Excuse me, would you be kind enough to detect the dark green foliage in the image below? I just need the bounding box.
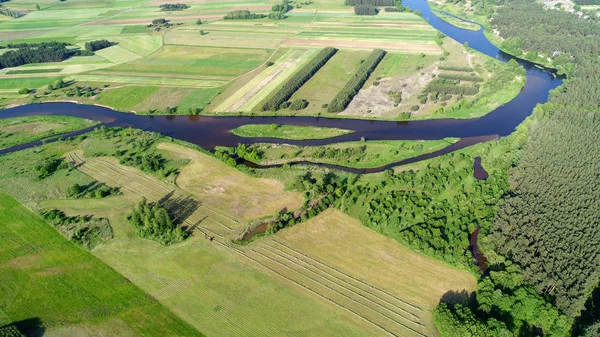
[0,42,80,69]
[270,0,292,18]
[120,153,165,173]
[435,263,571,336]
[214,143,262,164]
[573,0,599,4]
[63,85,101,97]
[437,73,483,82]
[0,324,25,337]
[438,66,474,72]
[354,4,378,14]
[345,0,394,5]
[289,99,309,110]
[384,7,399,11]
[66,182,121,199]
[17,88,30,94]
[223,10,266,19]
[490,107,600,318]
[410,105,419,111]
[159,3,189,11]
[195,19,202,24]
[328,49,386,112]
[84,39,111,52]
[152,18,167,25]
[42,209,113,250]
[262,47,337,111]
[423,78,479,95]
[35,157,67,179]
[127,197,188,246]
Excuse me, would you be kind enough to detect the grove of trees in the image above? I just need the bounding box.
[127,197,188,245]
[262,47,337,111]
[84,39,112,52]
[328,49,386,112]
[0,42,89,69]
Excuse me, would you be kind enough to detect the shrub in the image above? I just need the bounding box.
[327,49,386,112]
[18,88,30,94]
[262,47,337,111]
[354,4,378,15]
[410,105,420,111]
[289,99,309,110]
[196,19,203,25]
[266,61,274,67]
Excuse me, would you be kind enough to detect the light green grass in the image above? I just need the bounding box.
[0,115,99,149]
[5,68,62,74]
[231,124,354,140]
[0,189,204,336]
[0,77,61,90]
[95,86,160,111]
[250,138,459,168]
[177,87,222,112]
[69,74,226,87]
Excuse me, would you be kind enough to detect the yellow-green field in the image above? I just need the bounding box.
[0,0,454,116]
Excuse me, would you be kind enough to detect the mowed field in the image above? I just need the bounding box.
[0,0,443,115]
[0,189,203,337]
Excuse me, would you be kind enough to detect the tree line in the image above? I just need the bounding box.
[345,0,394,5]
[0,42,91,69]
[224,10,266,20]
[438,72,483,82]
[84,39,112,52]
[327,49,386,112]
[262,47,337,111]
[159,3,189,11]
[423,78,480,95]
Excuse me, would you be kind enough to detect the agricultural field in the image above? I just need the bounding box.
[0,189,203,337]
[0,0,517,120]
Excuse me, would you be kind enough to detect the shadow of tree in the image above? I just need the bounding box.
[158,191,201,225]
[0,317,45,337]
[439,289,474,306]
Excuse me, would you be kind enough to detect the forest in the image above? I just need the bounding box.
[84,39,112,52]
[435,0,600,335]
[0,42,91,69]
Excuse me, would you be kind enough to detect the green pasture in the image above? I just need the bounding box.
[0,190,202,336]
[231,124,354,140]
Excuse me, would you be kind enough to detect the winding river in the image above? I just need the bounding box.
[0,0,563,171]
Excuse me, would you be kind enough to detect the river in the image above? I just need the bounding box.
[0,0,563,170]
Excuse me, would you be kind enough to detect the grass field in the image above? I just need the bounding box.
[0,189,203,336]
[249,138,458,168]
[245,209,477,337]
[231,124,354,140]
[0,115,99,149]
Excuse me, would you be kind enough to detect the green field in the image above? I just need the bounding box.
[247,138,458,168]
[0,189,203,336]
[0,115,99,149]
[231,124,354,140]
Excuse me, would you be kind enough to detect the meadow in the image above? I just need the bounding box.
[0,115,98,149]
[0,189,203,336]
[231,123,354,140]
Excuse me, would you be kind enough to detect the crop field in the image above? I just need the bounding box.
[0,0,457,115]
[0,189,203,337]
[245,209,477,337]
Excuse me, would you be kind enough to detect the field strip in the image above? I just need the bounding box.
[214,48,297,112]
[254,245,424,327]
[242,49,318,111]
[68,74,227,88]
[90,71,232,81]
[211,238,401,337]
[259,242,422,320]
[270,239,424,312]
[247,248,428,337]
[226,50,304,112]
[281,39,442,54]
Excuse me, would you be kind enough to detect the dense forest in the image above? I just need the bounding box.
[435,0,600,335]
[84,39,112,52]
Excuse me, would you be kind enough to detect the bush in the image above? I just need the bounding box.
[84,39,112,52]
[354,4,378,15]
[410,105,420,111]
[266,61,274,67]
[262,47,337,111]
[18,88,30,94]
[289,99,309,110]
[196,19,203,24]
[328,49,386,112]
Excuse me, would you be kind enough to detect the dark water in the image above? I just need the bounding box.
[469,225,489,272]
[0,0,562,169]
[473,156,489,180]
